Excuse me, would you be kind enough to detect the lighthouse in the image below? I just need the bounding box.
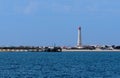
[77,26,82,47]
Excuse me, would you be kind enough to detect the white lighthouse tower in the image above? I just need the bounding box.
[77,26,82,47]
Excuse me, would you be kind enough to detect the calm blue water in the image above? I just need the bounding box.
[0,52,120,78]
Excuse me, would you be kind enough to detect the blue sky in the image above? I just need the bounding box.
[0,0,120,46]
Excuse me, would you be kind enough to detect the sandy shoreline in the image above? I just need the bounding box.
[62,49,120,52]
[0,49,119,52]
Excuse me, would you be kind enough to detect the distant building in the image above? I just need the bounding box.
[77,26,82,47]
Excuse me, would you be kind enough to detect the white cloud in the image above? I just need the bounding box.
[51,3,72,13]
[23,1,39,14]
[15,1,76,15]
[15,0,39,15]
[15,0,120,15]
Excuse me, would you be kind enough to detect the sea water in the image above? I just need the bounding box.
[0,52,120,78]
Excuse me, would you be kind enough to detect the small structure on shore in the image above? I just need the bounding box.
[42,47,62,52]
